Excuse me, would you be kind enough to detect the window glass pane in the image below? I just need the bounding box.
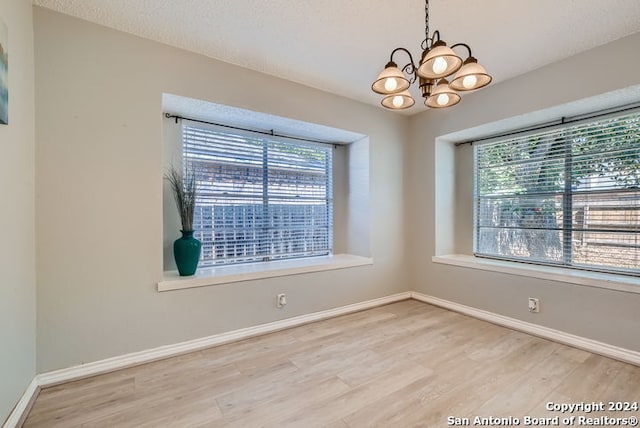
[475,111,640,275]
[183,124,333,266]
[477,228,564,263]
[265,141,332,260]
[572,231,640,272]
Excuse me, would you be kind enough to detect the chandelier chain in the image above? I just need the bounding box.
[424,0,430,46]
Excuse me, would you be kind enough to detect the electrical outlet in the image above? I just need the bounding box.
[276,293,287,309]
[528,297,540,313]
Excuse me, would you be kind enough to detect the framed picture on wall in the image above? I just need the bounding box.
[0,18,7,125]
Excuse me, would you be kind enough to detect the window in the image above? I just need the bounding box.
[183,123,333,266]
[474,110,640,275]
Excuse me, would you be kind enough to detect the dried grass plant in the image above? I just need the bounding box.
[165,164,197,232]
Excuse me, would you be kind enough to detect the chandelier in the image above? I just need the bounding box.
[371,0,492,110]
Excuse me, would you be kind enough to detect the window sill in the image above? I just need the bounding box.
[158,254,373,292]
[432,254,640,295]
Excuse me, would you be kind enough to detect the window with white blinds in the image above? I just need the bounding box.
[183,123,333,266]
[475,110,640,275]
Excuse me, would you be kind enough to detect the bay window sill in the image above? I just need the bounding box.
[432,254,640,295]
[158,254,373,292]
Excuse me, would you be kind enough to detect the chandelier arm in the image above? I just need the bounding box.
[389,47,418,83]
[451,43,473,58]
[401,64,417,84]
[431,30,441,43]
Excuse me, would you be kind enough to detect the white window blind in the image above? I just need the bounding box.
[183,123,333,266]
[474,110,640,275]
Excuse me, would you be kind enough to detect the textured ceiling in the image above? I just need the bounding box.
[33,0,640,114]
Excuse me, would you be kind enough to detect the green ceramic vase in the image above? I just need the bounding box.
[174,230,201,276]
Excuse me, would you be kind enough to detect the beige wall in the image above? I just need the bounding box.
[0,0,36,422]
[406,32,640,351]
[31,5,640,377]
[34,7,408,372]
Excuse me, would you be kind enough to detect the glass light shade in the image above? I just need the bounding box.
[450,57,492,91]
[372,62,410,95]
[425,79,460,108]
[381,90,415,110]
[417,41,463,79]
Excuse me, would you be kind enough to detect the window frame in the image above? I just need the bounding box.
[473,110,640,277]
[182,122,335,268]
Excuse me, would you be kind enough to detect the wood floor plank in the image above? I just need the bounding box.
[471,346,584,417]
[22,300,640,427]
[555,353,626,401]
[272,359,431,427]
[341,372,440,427]
[217,376,351,427]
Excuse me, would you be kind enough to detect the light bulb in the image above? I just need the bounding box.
[392,95,404,108]
[436,93,450,106]
[432,57,448,75]
[462,75,478,89]
[384,78,398,92]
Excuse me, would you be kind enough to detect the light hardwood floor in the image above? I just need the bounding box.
[23,300,640,427]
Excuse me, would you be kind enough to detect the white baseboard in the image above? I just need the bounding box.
[411,292,640,366]
[2,378,39,428]
[37,291,412,388]
[3,291,410,425]
[8,290,639,426]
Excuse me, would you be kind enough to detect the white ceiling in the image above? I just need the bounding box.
[33,0,640,115]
